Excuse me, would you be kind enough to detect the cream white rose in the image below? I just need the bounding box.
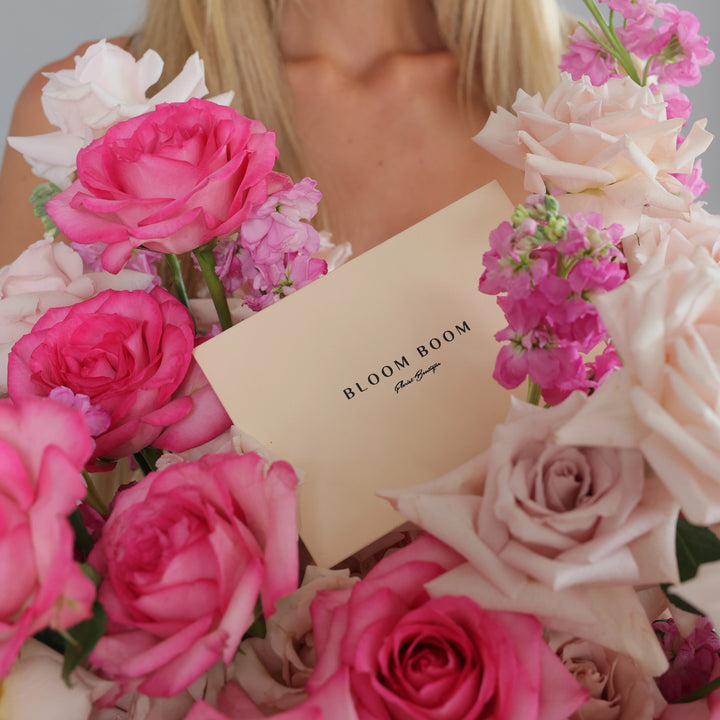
[474,74,712,232]
[557,247,720,525]
[0,639,114,720]
[8,40,232,188]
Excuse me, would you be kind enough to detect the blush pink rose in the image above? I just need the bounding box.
[0,397,96,677]
[474,74,712,232]
[47,98,279,273]
[88,452,299,698]
[556,248,720,525]
[305,535,587,720]
[7,287,195,463]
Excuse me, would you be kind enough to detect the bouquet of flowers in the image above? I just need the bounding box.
[1,1,720,718]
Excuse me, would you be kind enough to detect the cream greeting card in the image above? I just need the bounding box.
[195,181,514,567]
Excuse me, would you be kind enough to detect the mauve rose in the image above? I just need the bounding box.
[0,237,152,394]
[305,536,587,720]
[7,287,195,463]
[89,453,299,698]
[383,393,679,592]
[47,98,279,273]
[232,566,357,714]
[0,398,95,677]
[474,74,712,233]
[548,633,666,720]
[556,248,720,525]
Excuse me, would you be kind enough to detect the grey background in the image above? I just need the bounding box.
[1,0,719,211]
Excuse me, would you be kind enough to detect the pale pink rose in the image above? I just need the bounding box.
[0,639,114,720]
[383,393,678,591]
[232,566,357,714]
[0,237,152,393]
[548,633,667,720]
[622,209,720,274]
[305,535,588,720]
[8,287,195,464]
[556,248,720,525]
[89,453,299,698]
[474,74,712,232]
[47,99,279,273]
[0,398,96,677]
[7,40,231,189]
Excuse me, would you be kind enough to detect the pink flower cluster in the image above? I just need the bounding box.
[655,617,720,702]
[561,0,713,122]
[211,174,327,311]
[479,194,627,404]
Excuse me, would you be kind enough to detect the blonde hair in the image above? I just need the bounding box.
[133,0,571,189]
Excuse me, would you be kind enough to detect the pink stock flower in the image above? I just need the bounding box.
[560,25,618,84]
[47,99,279,273]
[655,618,720,703]
[0,398,96,677]
[481,198,627,403]
[305,536,588,720]
[7,287,195,464]
[646,8,714,87]
[89,452,300,698]
[72,241,163,287]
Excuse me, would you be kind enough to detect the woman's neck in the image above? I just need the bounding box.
[278,0,444,75]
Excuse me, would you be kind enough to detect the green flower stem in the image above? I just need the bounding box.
[82,471,109,516]
[581,0,643,85]
[132,449,157,476]
[526,379,543,406]
[193,243,232,331]
[165,253,195,318]
[678,675,720,703]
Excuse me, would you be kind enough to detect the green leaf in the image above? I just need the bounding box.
[660,583,704,616]
[29,182,62,235]
[62,601,106,686]
[676,518,720,582]
[69,508,94,561]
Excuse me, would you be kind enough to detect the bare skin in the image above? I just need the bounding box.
[0,1,524,266]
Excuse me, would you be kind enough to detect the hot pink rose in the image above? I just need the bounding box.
[305,536,587,720]
[7,287,195,463]
[0,397,96,677]
[152,355,232,454]
[47,98,278,273]
[88,452,299,698]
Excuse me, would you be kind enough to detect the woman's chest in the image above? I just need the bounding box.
[286,53,524,255]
